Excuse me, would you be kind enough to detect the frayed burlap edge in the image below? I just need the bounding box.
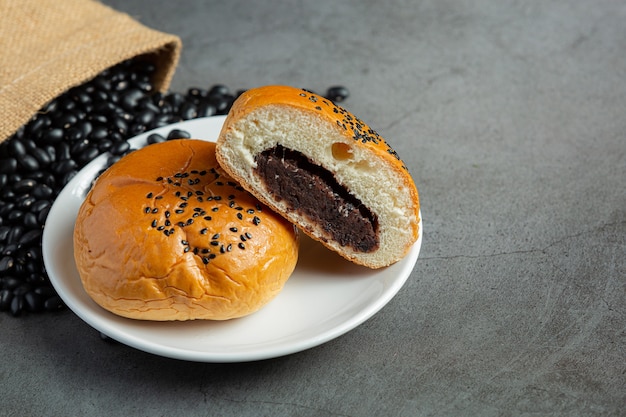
[0,0,182,144]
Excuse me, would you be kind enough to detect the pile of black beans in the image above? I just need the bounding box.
[0,56,349,317]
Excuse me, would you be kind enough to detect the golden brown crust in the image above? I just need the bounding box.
[73,139,299,321]
[216,85,419,269]
[223,86,414,175]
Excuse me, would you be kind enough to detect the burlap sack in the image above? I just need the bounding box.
[0,0,182,144]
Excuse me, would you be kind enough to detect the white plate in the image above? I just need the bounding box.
[42,116,423,362]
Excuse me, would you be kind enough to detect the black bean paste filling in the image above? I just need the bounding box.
[254,145,379,253]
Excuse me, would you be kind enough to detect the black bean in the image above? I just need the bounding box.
[37,203,51,223]
[135,109,155,126]
[30,200,51,214]
[97,138,114,152]
[89,125,108,141]
[326,86,350,102]
[197,102,217,117]
[19,230,42,246]
[34,286,56,298]
[208,84,230,97]
[0,157,18,174]
[18,155,39,171]
[70,139,90,156]
[13,178,37,193]
[77,146,100,165]
[23,212,39,229]
[1,276,20,289]
[0,289,12,311]
[65,127,84,142]
[33,184,53,199]
[17,196,36,211]
[7,210,24,223]
[77,120,93,138]
[30,147,52,166]
[24,291,44,312]
[167,129,191,140]
[10,294,24,316]
[42,128,64,144]
[147,133,166,145]
[0,226,9,242]
[53,159,78,174]
[110,141,130,155]
[121,88,145,111]
[7,139,27,157]
[180,102,198,120]
[44,295,64,312]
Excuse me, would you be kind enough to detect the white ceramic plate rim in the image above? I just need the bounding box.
[42,115,422,362]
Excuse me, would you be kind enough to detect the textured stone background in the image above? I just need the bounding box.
[2,1,624,415]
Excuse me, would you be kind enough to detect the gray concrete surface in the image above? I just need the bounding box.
[2,1,625,416]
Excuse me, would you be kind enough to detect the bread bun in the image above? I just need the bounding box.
[216,85,419,269]
[73,139,299,321]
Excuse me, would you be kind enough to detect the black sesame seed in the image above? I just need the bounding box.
[252,216,261,225]
[237,213,243,220]
[212,233,220,239]
[165,220,171,227]
[146,192,153,198]
[247,209,255,214]
[200,228,208,234]
[157,226,165,231]
[181,240,188,245]
[151,208,158,213]
[240,234,246,242]
[238,243,246,250]
[165,210,170,218]
[144,207,150,214]
[151,219,157,228]
[226,244,232,252]
[202,257,209,264]
[212,207,219,212]
[210,241,219,246]
[203,216,212,221]
[229,227,238,233]
[245,232,253,239]
[175,209,184,214]
[201,248,210,254]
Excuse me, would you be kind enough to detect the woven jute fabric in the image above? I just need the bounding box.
[0,0,182,144]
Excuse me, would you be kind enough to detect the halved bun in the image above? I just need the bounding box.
[216,85,419,269]
[73,139,299,321]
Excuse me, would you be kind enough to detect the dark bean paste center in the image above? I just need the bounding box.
[254,145,379,252]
